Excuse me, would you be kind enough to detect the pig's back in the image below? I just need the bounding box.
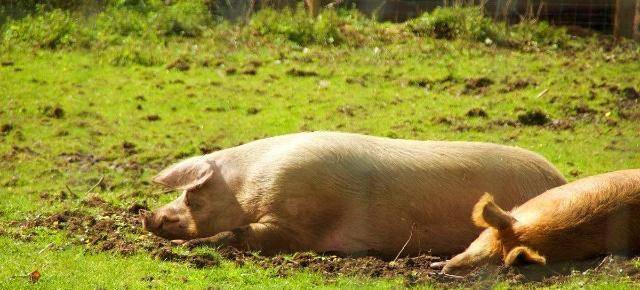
[509,169,640,261]
[513,169,640,229]
[238,131,566,255]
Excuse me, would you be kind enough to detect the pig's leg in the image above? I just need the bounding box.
[180,222,299,254]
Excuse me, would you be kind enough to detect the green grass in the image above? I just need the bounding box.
[1,3,640,289]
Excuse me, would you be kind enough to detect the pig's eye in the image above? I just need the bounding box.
[184,194,191,206]
[184,193,200,209]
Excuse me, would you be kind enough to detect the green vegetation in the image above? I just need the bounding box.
[1,1,639,288]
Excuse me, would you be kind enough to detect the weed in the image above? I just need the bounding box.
[407,6,571,50]
[249,5,343,46]
[2,8,85,49]
[102,37,162,66]
[408,7,499,41]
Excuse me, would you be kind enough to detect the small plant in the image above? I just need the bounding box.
[103,37,162,66]
[249,4,344,46]
[408,7,499,41]
[153,1,213,37]
[2,8,85,49]
[408,6,572,50]
[508,20,572,49]
[95,7,151,39]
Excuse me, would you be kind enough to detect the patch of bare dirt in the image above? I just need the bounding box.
[246,107,261,115]
[549,119,576,130]
[621,87,640,100]
[617,87,640,120]
[463,77,494,94]
[406,75,456,89]
[336,105,365,117]
[58,152,103,166]
[517,109,551,126]
[499,255,640,285]
[465,108,488,118]
[152,247,220,268]
[1,123,14,134]
[41,105,65,119]
[121,141,137,156]
[286,68,318,77]
[145,114,161,121]
[241,68,257,75]
[14,203,640,286]
[15,203,451,282]
[166,58,191,71]
[500,78,536,93]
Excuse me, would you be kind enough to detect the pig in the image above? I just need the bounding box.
[141,131,566,256]
[443,169,640,275]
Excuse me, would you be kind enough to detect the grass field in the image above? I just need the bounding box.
[1,1,640,288]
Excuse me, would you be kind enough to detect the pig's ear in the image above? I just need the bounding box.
[152,157,214,191]
[472,193,516,230]
[504,246,546,266]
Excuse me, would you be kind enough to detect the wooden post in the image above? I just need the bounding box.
[614,0,640,39]
[305,0,321,17]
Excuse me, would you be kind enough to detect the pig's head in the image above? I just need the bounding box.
[443,193,546,275]
[141,156,244,240]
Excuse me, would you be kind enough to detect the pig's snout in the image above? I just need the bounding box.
[141,211,190,240]
[139,210,151,229]
[141,212,172,232]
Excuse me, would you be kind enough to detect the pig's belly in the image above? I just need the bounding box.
[316,228,362,253]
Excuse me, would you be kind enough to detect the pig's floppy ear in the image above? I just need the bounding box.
[504,246,546,266]
[152,157,214,191]
[472,193,516,230]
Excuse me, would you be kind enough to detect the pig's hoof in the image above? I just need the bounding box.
[181,239,206,249]
[430,261,447,269]
[181,231,237,249]
[171,239,187,245]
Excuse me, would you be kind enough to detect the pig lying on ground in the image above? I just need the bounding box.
[141,131,566,256]
[443,169,640,275]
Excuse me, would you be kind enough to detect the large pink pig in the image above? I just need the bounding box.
[142,131,565,256]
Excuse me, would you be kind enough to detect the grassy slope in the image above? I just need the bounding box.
[1,14,640,289]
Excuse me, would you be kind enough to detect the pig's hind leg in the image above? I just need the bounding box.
[180,221,302,255]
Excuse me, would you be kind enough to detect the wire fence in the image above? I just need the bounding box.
[207,0,623,33]
[332,0,618,33]
[0,0,634,35]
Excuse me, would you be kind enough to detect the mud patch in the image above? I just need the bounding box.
[500,78,536,93]
[1,123,14,134]
[549,119,575,130]
[145,114,161,121]
[465,108,488,118]
[286,68,318,77]
[621,87,640,100]
[16,204,640,286]
[152,247,220,269]
[250,252,443,279]
[121,141,137,155]
[617,87,640,120]
[17,204,450,282]
[58,152,103,167]
[241,68,257,75]
[337,105,364,117]
[517,109,550,126]
[463,77,493,94]
[502,255,640,285]
[41,105,65,119]
[246,107,261,115]
[166,58,190,71]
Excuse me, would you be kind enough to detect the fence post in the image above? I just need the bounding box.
[614,0,640,39]
[306,0,321,17]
